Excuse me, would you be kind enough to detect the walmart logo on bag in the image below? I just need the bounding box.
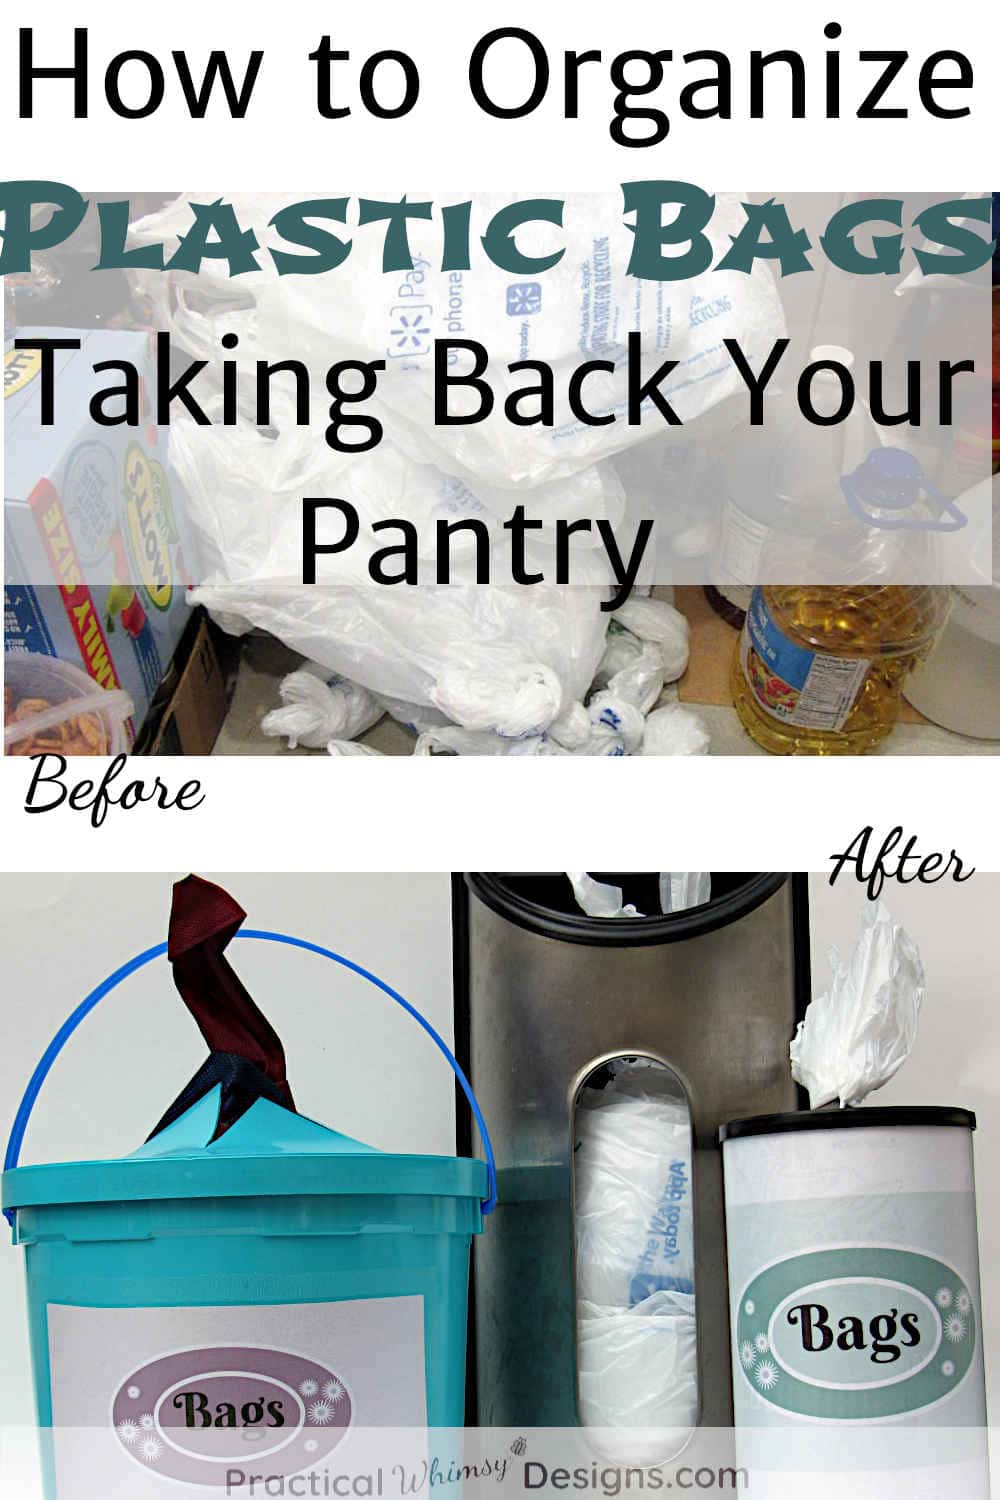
[506,282,542,317]
[737,1247,977,1420]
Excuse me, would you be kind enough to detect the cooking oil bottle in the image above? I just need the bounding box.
[732,449,960,754]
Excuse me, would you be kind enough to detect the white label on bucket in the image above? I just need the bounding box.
[47,1297,426,1495]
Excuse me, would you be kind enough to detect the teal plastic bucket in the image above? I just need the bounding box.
[2,932,495,1494]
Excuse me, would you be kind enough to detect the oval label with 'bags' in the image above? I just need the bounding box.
[112,1347,352,1486]
[737,1248,977,1419]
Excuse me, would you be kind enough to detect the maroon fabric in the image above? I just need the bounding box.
[167,875,294,1128]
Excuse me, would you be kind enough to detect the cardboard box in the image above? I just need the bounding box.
[138,613,234,756]
[4,328,194,745]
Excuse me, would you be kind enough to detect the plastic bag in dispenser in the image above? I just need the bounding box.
[659,873,712,914]
[576,1293,698,1463]
[567,874,641,919]
[790,899,925,1109]
[574,1062,698,1456]
[567,873,712,919]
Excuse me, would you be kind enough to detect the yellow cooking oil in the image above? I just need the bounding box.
[732,584,945,755]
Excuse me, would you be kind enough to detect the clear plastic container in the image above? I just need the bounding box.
[4,653,133,757]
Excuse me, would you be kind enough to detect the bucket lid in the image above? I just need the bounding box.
[2,1087,488,1213]
[719,1105,976,1144]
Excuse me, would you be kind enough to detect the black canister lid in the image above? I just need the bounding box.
[465,872,789,947]
[719,1105,976,1144]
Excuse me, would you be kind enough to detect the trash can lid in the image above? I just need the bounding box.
[719,1105,976,1144]
[2,1088,488,1212]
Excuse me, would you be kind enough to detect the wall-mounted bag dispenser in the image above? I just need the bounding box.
[454,872,810,1458]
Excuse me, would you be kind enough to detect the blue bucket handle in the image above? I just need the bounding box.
[3,929,497,1221]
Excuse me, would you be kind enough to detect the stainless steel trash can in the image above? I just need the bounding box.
[454,873,810,1439]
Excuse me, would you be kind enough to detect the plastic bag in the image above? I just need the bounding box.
[567,873,712,919]
[416,725,550,756]
[566,874,641,919]
[593,623,645,687]
[166,406,624,586]
[171,416,611,735]
[260,668,383,750]
[575,1066,695,1307]
[605,640,667,716]
[611,597,690,681]
[576,1292,698,1460]
[641,703,710,756]
[790,899,925,1109]
[429,660,563,738]
[659,873,712,914]
[586,691,647,754]
[327,740,384,756]
[574,1062,698,1457]
[130,191,786,493]
[548,701,592,749]
[193,578,608,735]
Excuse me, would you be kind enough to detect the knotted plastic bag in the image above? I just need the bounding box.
[148,875,295,1140]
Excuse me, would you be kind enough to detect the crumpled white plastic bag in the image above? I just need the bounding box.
[611,597,690,681]
[548,701,592,749]
[790,899,925,1109]
[566,872,712,918]
[260,667,383,749]
[130,191,786,492]
[567,874,641,919]
[171,416,612,735]
[195,574,608,735]
[256,606,710,753]
[659,873,712,913]
[606,640,667,715]
[641,702,710,755]
[429,659,563,738]
[587,691,647,754]
[327,740,384,756]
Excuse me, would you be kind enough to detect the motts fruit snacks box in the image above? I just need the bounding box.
[4,328,193,744]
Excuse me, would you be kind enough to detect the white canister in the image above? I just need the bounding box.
[720,1108,989,1500]
[904,476,1000,739]
[904,586,1000,739]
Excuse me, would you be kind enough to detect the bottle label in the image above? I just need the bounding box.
[740,587,870,732]
[716,499,771,592]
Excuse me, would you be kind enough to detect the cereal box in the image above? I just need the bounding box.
[4,329,193,744]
